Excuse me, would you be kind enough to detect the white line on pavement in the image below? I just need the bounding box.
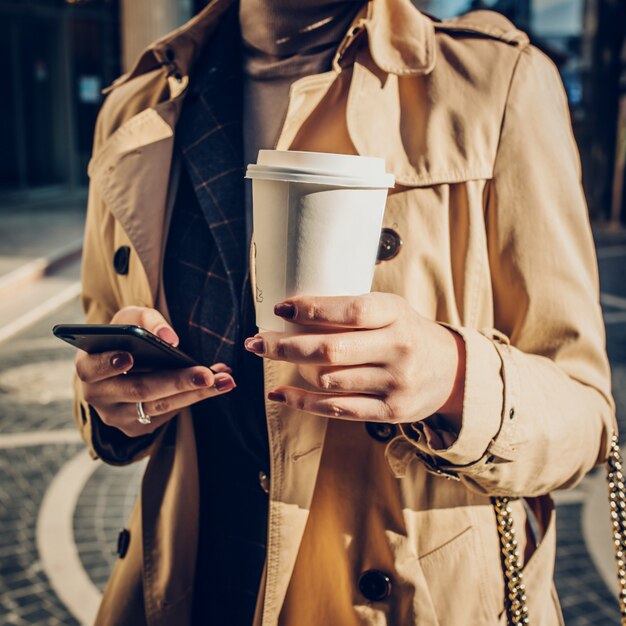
[0,280,81,346]
[0,430,81,449]
[36,450,102,626]
[601,292,626,310]
[0,239,82,296]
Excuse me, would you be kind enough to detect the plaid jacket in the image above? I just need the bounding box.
[163,8,268,623]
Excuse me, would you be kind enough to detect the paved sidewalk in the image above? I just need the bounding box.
[0,193,86,346]
[0,192,86,280]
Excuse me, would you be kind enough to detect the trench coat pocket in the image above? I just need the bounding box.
[418,525,499,625]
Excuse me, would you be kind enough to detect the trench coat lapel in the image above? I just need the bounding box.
[258,360,329,626]
[87,93,184,304]
[242,225,330,625]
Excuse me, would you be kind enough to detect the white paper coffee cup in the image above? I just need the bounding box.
[245,150,395,332]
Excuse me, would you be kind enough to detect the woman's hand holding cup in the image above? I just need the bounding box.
[75,306,236,437]
[244,293,466,429]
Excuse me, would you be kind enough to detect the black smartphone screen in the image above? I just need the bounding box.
[52,324,200,372]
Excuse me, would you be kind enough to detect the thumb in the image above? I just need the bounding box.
[110,306,179,346]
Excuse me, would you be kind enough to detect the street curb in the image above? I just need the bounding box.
[0,238,83,296]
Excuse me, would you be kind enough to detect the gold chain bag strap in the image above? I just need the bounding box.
[493,496,529,625]
[607,434,626,625]
[493,434,626,626]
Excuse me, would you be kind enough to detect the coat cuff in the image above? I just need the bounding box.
[76,393,155,466]
[87,403,156,465]
[397,325,517,472]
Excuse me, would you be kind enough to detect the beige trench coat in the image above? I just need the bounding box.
[74,0,617,624]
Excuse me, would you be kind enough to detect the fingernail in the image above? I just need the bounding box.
[244,337,264,354]
[274,302,295,319]
[214,375,235,392]
[192,373,210,387]
[156,326,178,345]
[111,352,132,369]
[268,391,286,403]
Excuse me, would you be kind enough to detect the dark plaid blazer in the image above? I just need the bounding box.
[163,7,268,624]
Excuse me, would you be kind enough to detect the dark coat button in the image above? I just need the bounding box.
[113,246,130,275]
[358,569,392,601]
[117,528,130,559]
[377,228,403,262]
[366,422,397,443]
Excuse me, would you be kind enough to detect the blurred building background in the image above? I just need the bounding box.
[0,0,624,224]
[0,0,190,202]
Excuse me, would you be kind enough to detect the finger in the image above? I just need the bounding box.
[298,364,397,396]
[93,373,236,437]
[76,350,134,384]
[84,366,229,405]
[245,328,392,366]
[273,292,401,329]
[101,406,174,437]
[141,373,236,416]
[266,387,392,423]
[111,306,179,346]
[210,362,233,374]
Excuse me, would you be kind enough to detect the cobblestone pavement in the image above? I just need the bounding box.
[0,242,625,624]
[74,460,144,594]
[555,500,620,624]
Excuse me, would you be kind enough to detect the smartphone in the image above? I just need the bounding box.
[52,324,203,373]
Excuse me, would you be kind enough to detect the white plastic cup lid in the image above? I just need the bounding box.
[246,150,395,189]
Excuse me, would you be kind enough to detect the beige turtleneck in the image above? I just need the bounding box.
[240,0,365,241]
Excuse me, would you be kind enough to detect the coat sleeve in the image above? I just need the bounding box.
[72,111,158,467]
[399,44,617,497]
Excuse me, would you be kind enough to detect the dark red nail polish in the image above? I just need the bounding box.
[268,391,286,403]
[274,302,296,319]
[245,337,264,354]
[111,352,131,369]
[192,373,209,387]
[214,376,234,391]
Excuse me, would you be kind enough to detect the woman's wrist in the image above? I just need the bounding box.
[432,327,466,433]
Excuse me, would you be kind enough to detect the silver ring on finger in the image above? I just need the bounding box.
[136,401,151,425]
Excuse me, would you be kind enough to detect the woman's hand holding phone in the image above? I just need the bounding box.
[74,306,236,437]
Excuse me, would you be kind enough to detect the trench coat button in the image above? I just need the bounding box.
[113,246,130,275]
[358,569,392,601]
[117,529,130,559]
[258,470,269,494]
[365,422,397,443]
[377,228,403,262]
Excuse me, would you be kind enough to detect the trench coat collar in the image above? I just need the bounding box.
[105,0,436,95]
